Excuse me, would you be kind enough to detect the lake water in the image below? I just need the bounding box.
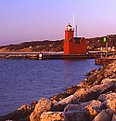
[0,59,101,115]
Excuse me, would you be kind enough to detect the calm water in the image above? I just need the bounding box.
[0,59,101,115]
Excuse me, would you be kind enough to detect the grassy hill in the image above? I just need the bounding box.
[0,35,116,52]
[0,40,64,52]
[87,35,116,51]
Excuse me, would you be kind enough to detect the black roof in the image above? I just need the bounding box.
[67,23,72,27]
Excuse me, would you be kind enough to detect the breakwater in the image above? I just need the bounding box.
[0,52,98,60]
[0,52,115,60]
[0,60,116,121]
[0,52,38,60]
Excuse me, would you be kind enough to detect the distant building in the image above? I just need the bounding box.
[64,24,87,54]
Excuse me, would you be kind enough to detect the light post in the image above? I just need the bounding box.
[100,47,103,58]
[112,46,115,56]
[106,41,108,58]
[104,35,110,58]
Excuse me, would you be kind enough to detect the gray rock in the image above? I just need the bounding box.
[51,103,67,112]
[64,104,82,112]
[112,114,116,121]
[78,80,116,102]
[81,100,101,119]
[101,81,116,94]
[92,110,112,121]
[64,100,101,120]
[77,85,102,102]
[64,110,90,121]
[100,100,116,113]
[98,92,116,102]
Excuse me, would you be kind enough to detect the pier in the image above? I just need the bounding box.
[0,51,102,60]
[0,52,38,60]
[0,51,115,61]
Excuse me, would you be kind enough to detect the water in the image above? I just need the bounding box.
[0,59,101,115]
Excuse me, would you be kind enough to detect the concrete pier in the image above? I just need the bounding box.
[0,52,38,60]
[0,52,115,60]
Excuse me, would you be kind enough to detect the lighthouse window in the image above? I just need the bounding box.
[74,37,81,44]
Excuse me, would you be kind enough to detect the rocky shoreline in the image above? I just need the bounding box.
[0,61,116,121]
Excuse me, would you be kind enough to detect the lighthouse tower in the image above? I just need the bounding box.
[64,23,75,54]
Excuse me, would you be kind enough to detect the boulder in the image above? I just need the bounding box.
[78,80,116,102]
[31,100,38,110]
[74,88,88,97]
[104,108,115,117]
[64,100,101,120]
[98,92,116,102]
[77,85,102,102]
[92,73,105,85]
[81,100,101,119]
[112,114,116,121]
[51,95,79,112]
[40,111,65,121]
[0,104,32,121]
[101,78,116,84]
[58,95,78,105]
[51,92,69,102]
[101,81,116,94]
[112,67,116,73]
[84,67,105,86]
[66,86,78,95]
[64,110,90,121]
[64,104,82,112]
[51,103,67,112]
[92,110,112,121]
[17,104,31,111]
[85,69,97,76]
[30,98,52,121]
[103,64,116,78]
[100,101,109,110]
[85,74,97,85]
[106,100,116,111]
[104,70,115,78]
[100,98,116,110]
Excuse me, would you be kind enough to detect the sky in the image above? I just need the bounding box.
[0,0,116,45]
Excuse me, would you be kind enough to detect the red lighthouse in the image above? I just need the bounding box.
[64,23,87,54]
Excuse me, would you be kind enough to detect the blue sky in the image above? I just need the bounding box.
[0,0,116,45]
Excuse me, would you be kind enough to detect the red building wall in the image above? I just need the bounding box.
[74,38,87,54]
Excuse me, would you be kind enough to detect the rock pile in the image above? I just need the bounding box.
[0,61,116,121]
